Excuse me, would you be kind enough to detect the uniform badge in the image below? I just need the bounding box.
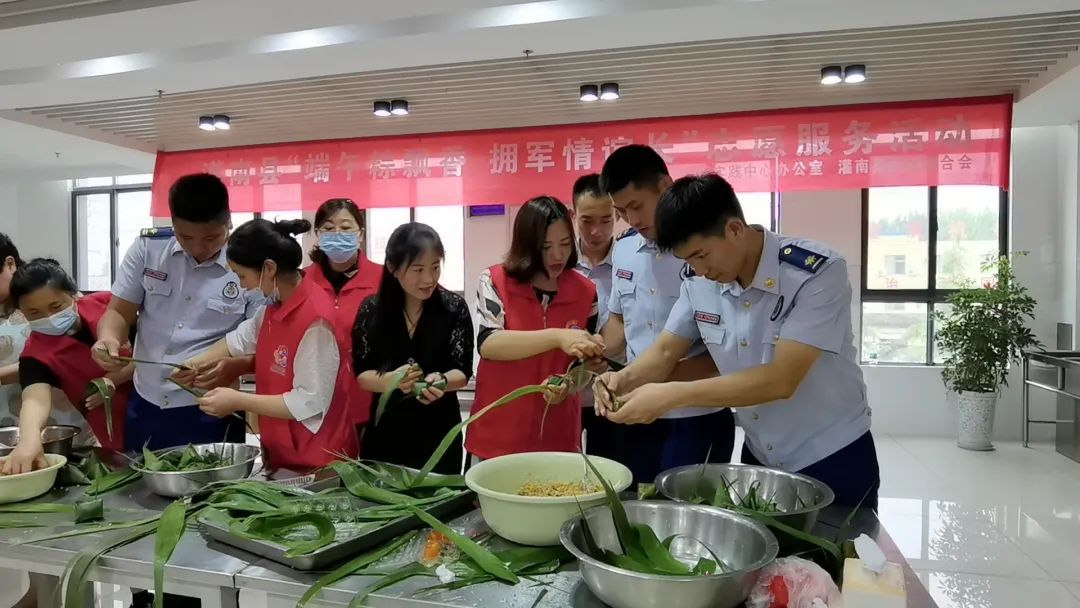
[770,296,785,322]
[694,311,721,325]
[779,245,828,273]
[271,345,289,375]
[142,268,168,281]
[222,281,240,299]
[616,269,634,281]
[680,263,696,279]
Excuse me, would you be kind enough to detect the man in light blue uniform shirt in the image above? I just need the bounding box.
[570,174,622,462]
[594,173,879,509]
[597,145,735,483]
[93,173,261,450]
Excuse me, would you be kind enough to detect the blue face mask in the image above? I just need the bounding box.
[319,232,359,264]
[251,265,280,305]
[29,304,78,336]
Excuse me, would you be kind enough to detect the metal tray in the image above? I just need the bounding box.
[200,474,476,570]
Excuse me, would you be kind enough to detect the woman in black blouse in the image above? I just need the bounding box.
[353,222,473,474]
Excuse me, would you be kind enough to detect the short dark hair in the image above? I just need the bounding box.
[226,218,312,273]
[504,196,578,282]
[10,258,77,305]
[571,174,602,206]
[0,232,23,267]
[599,145,670,196]
[310,198,365,265]
[655,173,745,252]
[168,173,230,224]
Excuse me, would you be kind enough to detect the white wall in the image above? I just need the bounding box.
[0,179,72,270]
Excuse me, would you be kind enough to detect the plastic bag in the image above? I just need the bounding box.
[746,557,842,608]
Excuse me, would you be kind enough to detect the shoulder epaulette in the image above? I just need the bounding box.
[779,244,828,273]
[616,227,638,241]
[140,227,174,238]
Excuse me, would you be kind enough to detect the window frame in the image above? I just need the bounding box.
[859,186,1009,365]
[365,206,466,296]
[70,181,152,289]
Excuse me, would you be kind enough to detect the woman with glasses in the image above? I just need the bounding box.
[304,198,382,427]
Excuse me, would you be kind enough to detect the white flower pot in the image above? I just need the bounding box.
[954,390,997,451]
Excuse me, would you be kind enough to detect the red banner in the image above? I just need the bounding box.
[151,96,1012,216]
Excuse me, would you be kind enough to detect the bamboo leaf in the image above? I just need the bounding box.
[167,377,206,398]
[16,516,160,545]
[406,506,519,585]
[298,530,419,608]
[580,452,632,555]
[632,523,692,575]
[86,469,140,496]
[0,503,76,514]
[329,461,417,505]
[64,519,159,608]
[375,367,410,426]
[229,512,336,557]
[85,378,115,442]
[410,383,549,487]
[348,562,432,608]
[153,500,188,608]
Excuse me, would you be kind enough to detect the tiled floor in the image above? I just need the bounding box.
[877,435,1080,608]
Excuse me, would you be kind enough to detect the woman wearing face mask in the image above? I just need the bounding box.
[468,196,606,460]
[175,219,359,470]
[0,259,132,475]
[304,198,382,429]
[353,223,473,474]
[0,233,27,429]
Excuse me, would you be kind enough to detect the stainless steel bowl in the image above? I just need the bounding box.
[137,443,260,498]
[560,501,778,608]
[0,425,80,458]
[655,464,834,533]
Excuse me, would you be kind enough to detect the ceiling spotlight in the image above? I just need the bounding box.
[599,82,620,101]
[390,99,409,116]
[212,114,231,130]
[844,64,867,84]
[198,116,215,131]
[579,84,599,102]
[373,101,392,117]
[820,66,842,85]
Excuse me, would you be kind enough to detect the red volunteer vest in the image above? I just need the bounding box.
[254,279,360,471]
[19,291,126,451]
[466,265,596,459]
[303,258,381,426]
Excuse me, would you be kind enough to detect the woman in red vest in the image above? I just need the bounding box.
[468,196,606,460]
[1,259,130,474]
[303,199,381,429]
[175,219,359,471]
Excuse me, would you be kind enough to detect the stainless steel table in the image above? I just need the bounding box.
[235,507,939,608]
[0,480,253,608]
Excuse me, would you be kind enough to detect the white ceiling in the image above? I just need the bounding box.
[0,0,1079,177]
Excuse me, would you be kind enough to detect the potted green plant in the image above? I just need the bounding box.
[934,254,1041,450]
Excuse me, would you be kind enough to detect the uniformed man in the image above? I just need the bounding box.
[597,145,736,483]
[594,173,879,509]
[92,173,262,450]
[570,173,621,461]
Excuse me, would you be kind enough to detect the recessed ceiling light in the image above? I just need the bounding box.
[198,116,215,131]
[212,114,231,130]
[599,82,620,101]
[844,64,867,84]
[579,84,599,102]
[390,99,409,116]
[373,101,392,117]
[820,65,843,85]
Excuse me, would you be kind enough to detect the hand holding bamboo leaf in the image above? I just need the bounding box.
[84,377,115,443]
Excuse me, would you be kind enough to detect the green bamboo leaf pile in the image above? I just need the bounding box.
[84,378,115,442]
[230,511,337,557]
[577,453,721,577]
[138,445,227,473]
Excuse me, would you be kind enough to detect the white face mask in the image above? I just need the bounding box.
[29,303,78,336]
[250,264,279,305]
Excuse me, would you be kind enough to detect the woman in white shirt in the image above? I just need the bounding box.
[173,219,359,470]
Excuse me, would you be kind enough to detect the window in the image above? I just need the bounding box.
[860,186,1006,364]
[72,175,153,291]
[367,206,466,293]
[740,192,776,230]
